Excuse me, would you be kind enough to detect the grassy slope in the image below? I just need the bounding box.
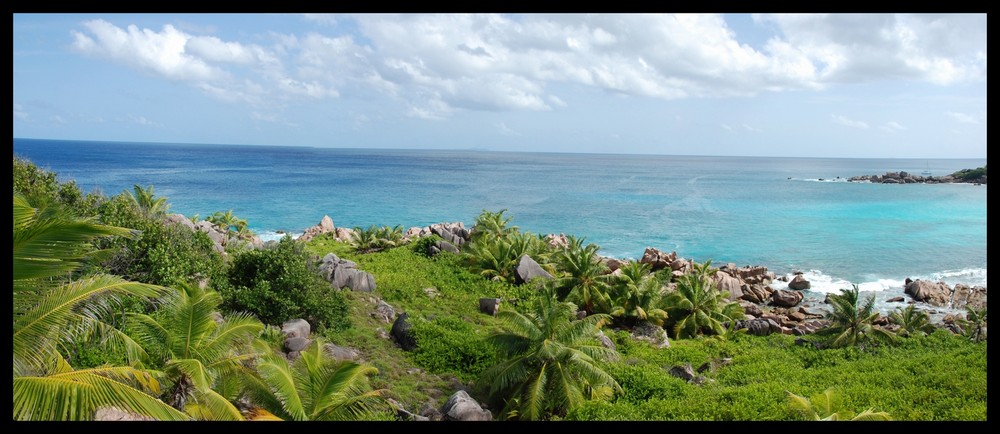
[301,236,987,421]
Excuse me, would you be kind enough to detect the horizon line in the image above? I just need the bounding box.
[12,136,989,161]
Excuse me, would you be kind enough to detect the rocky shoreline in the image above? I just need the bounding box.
[847,170,986,185]
[150,211,986,420]
[289,215,987,338]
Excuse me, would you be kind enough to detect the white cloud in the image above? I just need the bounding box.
[67,13,986,122]
[880,121,906,132]
[72,19,223,81]
[946,111,979,124]
[831,114,870,129]
[742,123,760,132]
[186,36,262,64]
[128,114,161,127]
[753,14,986,85]
[496,122,520,136]
[51,115,66,124]
[720,123,733,131]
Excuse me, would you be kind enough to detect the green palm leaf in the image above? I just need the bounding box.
[14,275,168,376]
[13,367,189,421]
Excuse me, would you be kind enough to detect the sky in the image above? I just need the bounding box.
[12,13,988,158]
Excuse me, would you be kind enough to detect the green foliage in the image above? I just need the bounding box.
[127,184,170,217]
[410,233,444,257]
[13,155,98,214]
[463,231,539,284]
[608,261,669,327]
[244,338,393,421]
[950,165,986,182]
[408,316,498,383]
[954,306,987,342]
[350,224,404,253]
[825,284,896,349]
[888,304,935,338]
[127,283,263,420]
[221,236,349,331]
[787,388,892,420]
[94,193,226,287]
[478,288,621,420]
[662,261,744,339]
[206,209,249,238]
[471,208,518,241]
[13,193,187,421]
[553,237,613,314]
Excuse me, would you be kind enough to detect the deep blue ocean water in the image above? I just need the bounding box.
[12,138,987,311]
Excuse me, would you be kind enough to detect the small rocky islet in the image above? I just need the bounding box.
[846,166,987,185]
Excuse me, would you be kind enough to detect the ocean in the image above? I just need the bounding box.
[12,138,987,314]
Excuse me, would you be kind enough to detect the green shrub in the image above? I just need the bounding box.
[408,316,498,383]
[94,193,226,287]
[221,236,349,331]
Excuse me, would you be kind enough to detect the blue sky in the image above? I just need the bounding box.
[12,13,987,158]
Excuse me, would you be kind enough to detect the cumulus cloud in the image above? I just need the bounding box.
[752,13,986,85]
[68,13,986,121]
[71,19,223,81]
[832,114,870,129]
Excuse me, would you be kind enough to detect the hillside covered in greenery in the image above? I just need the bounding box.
[12,154,987,422]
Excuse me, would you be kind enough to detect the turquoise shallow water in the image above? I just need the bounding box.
[13,138,986,309]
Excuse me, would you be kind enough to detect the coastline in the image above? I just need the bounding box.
[278,215,986,324]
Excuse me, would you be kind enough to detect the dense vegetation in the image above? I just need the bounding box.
[951,165,987,182]
[11,154,988,421]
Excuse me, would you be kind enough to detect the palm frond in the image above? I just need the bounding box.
[14,275,169,375]
[13,367,189,421]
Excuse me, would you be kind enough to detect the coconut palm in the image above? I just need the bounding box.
[127,184,170,218]
[478,287,621,421]
[127,282,264,420]
[662,261,744,340]
[463,233,534,283]
[825,284,896,349]
[787,388,892,421]
[609,261,668,328]
[888,304,935,337]
[351,224,403,253]
[243,338,391,421]
[13,193,187,421]
[554,239,613,314]
[957,306,987,343]
[207,209,247,238]
[471,208,517,242]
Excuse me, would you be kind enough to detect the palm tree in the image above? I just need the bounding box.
[471,208,517,242]
[787,388,892,420]
[957,306,987,343]
[13,193,188,421]
[888,304,935,337]
[463,233,533,283]
[127,282,264,420]
[662,261,744,339]
[127,184,170,217]
[609,261,668,328]
[554,239,613,314]
[825,284,896,349]
[478,287,621,420]
[243,338,391,421]
[207,209,247,238]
